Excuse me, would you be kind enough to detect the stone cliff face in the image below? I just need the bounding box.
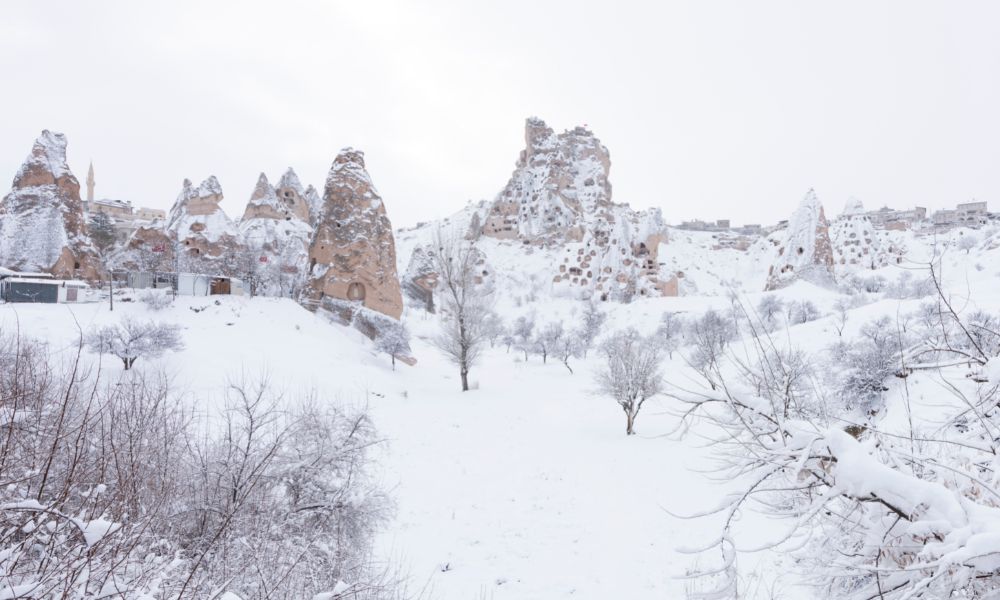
[238,171,314,293]
[765,189,835,290]
[305,148,403,319]
[165,176,241,260]
[468,117,673,301]
[0,130,100,278]
[830,199,887,272]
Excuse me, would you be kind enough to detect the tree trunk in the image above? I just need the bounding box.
[626,411,635,435]
[391,354,396,371]
[563,359,573,374]
[460,368,469,392]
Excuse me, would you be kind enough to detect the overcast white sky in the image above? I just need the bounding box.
[2,1,999,228]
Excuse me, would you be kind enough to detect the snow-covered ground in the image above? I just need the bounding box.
[4,230,1000,599]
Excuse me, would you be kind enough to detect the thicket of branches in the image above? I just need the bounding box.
[672,263,1000,600]
[0,331,396,600]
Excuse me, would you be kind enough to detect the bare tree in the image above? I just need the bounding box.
[375,321,411,371]
[431,229,493,391]
[756,295,785,331]
[654,312,683,358]
[534,321,565,364]
[85,317,184,369]
[556,330,585,374]
[579,302,607,356]
[688,309,736,388]
[832,296,851,336]
[596,329,664,435]
[512,313,536,361]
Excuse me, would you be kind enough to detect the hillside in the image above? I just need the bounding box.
[5,231,1000,598]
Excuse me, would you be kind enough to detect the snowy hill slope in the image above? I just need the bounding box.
[6,219,1000,599]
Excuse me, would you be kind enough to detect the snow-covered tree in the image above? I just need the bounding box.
[85,318,184,369]
[375,321,411,371]
[654,312,683,358]
[788,300,821,325]
[431,230,493,391]
[958,233,978,253]
[512,313,536,361]
[756,295,785,331]
[556,329,585,374]
[534,321,565,364]
[579,302,607,356]
[88,211,117,254]
[688,309,736,387]
[596,329,664,435]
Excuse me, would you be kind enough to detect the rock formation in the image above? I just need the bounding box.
[471,117,672,301]
[239,171,313,293]
[765,189,835,290]
[165,176,240,260]
[830,198,886,272]
[402,244,439,313]
[113,226,176,272]
[0,130,100,278]
[305,148,403,320]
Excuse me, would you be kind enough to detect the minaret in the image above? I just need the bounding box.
[86,161,95,202]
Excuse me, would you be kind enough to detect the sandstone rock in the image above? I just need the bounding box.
[0,131,100,279]
[830,198,886,271]
[402,244,439,312]
[239,171,313,294]
[474,117,669,301]
[765,189,835,290]
[113,225,175,272]
[304,148,403,319]
[165,176,241,260]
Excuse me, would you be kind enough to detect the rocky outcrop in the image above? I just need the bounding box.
[165,176,241,260]
[471,117,670,301]
[765,190,835,290]
[304,148,403,320]
[402,244,439,312]
[113,226,175,272]
[239,171,313,293]
[0,130,100,279]
[830,199,886,272]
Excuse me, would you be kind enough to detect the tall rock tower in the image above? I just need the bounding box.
[86,161,95,203]
[0,131,100,278]
[305,148,403,320]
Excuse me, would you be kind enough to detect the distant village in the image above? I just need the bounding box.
[677,200,990,234]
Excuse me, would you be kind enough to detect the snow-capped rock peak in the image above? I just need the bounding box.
[765,189,835,290]
[277,167,304,194]
[1,131,99,278]
[13,130,74,189]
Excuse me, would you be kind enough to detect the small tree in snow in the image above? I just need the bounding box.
[688,309,736,388]
[512,313,536,360]
[958,234,978,254]
[85,318,184,370]
[431,230,493,391]
[534,321,565,364]
[756,295,785,331]
[482,311,505,348]
[375,322,411,371]
[654,312,683,358]
[832,296,851,336]
[556,330,585,374]
[788,300,821,325]
[579,302,607,356]
[596,329,664,435]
